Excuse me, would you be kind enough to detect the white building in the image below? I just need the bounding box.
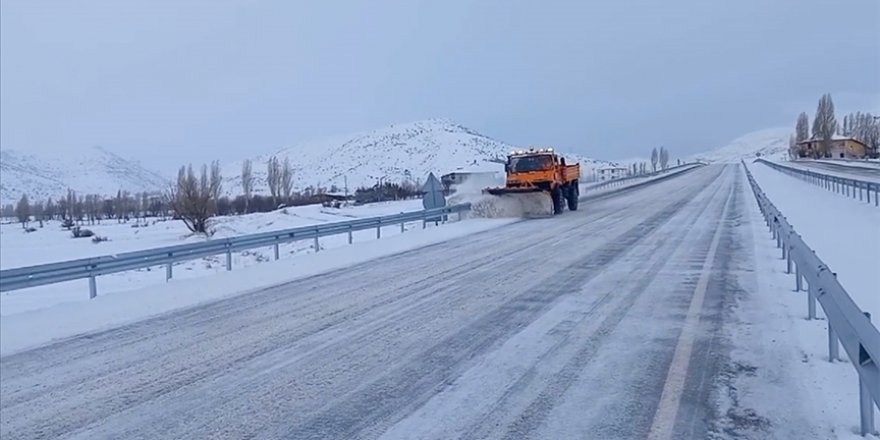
[597,165,628,181]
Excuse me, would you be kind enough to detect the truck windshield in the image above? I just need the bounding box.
[509,155,552,172]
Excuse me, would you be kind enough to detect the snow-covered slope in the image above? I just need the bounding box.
[690,127,791,164]
[223,118,606,195]
[0,146,169,203]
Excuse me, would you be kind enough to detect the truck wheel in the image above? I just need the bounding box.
[567,183,579,211]
[552,187,564,215]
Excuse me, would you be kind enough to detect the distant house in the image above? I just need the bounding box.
[797,136,868,159]
[597,165,628,181]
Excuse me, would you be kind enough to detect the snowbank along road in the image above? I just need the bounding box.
[2,165,774,439]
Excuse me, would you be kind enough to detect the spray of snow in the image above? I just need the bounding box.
[446,172,552,218]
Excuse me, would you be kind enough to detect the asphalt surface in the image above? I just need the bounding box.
[795,160,880,181]
[0,164,751,439]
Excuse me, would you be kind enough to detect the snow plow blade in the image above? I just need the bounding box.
[476,189,553,218]
[483,186,545,195]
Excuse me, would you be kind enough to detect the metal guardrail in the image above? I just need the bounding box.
[0,204,472,298]
[743,161,879,436]
[756,159,879,207]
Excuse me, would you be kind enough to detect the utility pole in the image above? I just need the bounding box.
[344,175,348,197]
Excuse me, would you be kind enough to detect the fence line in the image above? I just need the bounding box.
[743,161,879,436]
[0,204,471,299]
[756,159,879,207]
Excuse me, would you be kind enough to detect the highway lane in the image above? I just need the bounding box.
[1,164,757,439]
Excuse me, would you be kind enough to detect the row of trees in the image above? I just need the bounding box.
[170,156,418,234]
[6,189,170,229]
[788,93,879,159]
[8,154,423,234]
[651,147,671,172]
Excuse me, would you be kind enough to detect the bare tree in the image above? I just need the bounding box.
[659,147,669,170]
[73,194,85,224]
[241,159,254,213]
[209,160,223,215]
[844,112,880,154]
[115,190,125,222]
[266,156,282,208]
[281,157,294,203]
[66,189,76,221]
[651,148,659,173]
[16,194,30,228]
[31,201,44,227]
[812,93,838,158]
[795,112,810,142]
[44,198,56,221]
[788,133,799,160]
[169,164,214,234]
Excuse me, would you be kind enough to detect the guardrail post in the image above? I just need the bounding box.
[348,227,353,244]
[785,244,792,273]
[314,236,320,252]
[377,222,382,239]
[828,316,840,362]
[166,261,173,281]
[88,273,97,299]
[807,282,816,320]
[780,232,787,259]
[400,221,405,233]
[859,312,876,436]
[795,263,803,292]
[274,243,280,260]
[226,245,232,271]
[422,219,427,229]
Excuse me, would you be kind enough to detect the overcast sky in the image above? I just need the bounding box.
[2,0,878,172]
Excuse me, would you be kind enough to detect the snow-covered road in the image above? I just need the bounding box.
[0,165,826,439]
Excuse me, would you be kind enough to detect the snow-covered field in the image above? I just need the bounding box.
[0,199,511,317]
[747,162,880,316]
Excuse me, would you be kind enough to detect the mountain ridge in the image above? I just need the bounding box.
[689,127,791,163]
[1,118,608,203]
[0,146,170,204]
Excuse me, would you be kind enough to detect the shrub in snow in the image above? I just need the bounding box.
[61,218,75,230]
[71,226,95,238]
[24,227,37,233]
[91,235,109,243]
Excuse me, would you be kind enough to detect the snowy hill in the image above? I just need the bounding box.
[223,118,606,195]
[690,127,791,163]
[0,146,169,203]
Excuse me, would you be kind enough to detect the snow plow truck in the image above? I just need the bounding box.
[483,147,580,216]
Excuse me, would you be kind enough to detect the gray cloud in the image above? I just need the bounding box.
[2,0,878,172]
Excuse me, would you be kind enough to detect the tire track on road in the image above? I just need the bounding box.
[281,170,726,440]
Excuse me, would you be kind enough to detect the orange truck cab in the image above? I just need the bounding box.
[485,147,580,214]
